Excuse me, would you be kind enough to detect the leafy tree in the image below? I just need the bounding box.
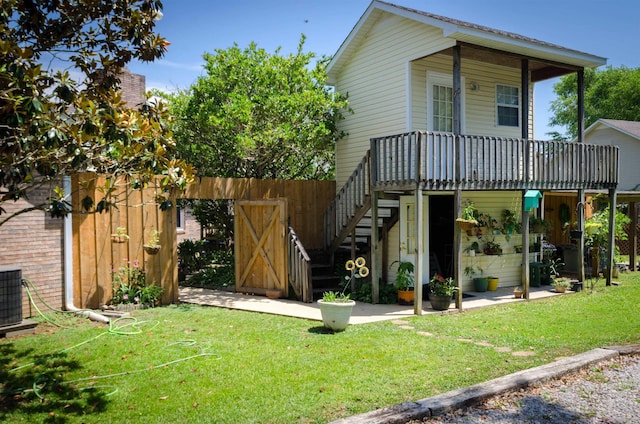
[163,35,349,180]
[549,66,640,139]
[0,0,195,225]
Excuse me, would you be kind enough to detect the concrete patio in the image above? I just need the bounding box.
[178,285,569,324]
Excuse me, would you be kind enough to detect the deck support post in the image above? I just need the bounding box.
[577,190,586,282]
[630,202,637,271]
[371,190,380,303]
[414,187,423,315]
[606,188,617,286]
[522,192,530,299]
[454,190,463,310]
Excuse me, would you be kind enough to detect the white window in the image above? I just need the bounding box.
[176,206,185,232]
[496,84,519,127]
[432,84,453,132]
[427,72,464,133]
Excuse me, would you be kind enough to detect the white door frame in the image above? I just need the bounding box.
[399,195,430,286]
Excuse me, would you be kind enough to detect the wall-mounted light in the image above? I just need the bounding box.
[470,81,480,91]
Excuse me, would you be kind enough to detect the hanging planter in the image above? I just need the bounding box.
[111,227,129,243]
[456,218,477,233]
[144,245,161,255]
[143,229,161,255]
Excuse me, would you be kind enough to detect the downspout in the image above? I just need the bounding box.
[63,176,110,323]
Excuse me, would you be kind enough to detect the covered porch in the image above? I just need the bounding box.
[179,284,570,324]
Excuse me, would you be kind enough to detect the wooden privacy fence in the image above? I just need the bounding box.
[72,174,335,309]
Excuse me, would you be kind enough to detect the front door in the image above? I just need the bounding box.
[399,195,430,286]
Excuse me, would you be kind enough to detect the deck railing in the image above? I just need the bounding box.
[371,131,619,191]
[323,151,371,250]
[288,226,313,303]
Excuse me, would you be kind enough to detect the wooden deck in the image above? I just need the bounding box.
[371,131,619,191]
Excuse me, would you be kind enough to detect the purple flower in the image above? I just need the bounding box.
[134,296,140,304]
[123,294,129,300]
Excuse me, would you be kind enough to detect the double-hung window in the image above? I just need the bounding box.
[427,72,464,133]
[496,84,519,127]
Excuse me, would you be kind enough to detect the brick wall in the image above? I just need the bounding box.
[177,206,202,244]
[120,68,146,108]
[0,181,65,319]
[0,69,147,320]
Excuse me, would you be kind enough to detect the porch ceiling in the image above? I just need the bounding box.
[443,44,581,82]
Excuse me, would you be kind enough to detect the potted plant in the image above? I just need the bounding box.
[111,226,129,243]
[464,241,481,256]
[391,261,415,305]
[144,230,161,255]
[552,277,571,293]
[429,274,457,311]
[483,238,502,255]
[111,259,163,310]
[464,265,487,292]
[456,200,478,233]
[530,216,552,234]
[501,209,519,241]
[318,257,367,332]
[487,276,499,291]
[513,286,523,298]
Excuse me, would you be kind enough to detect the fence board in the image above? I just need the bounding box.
[72,175,334,308]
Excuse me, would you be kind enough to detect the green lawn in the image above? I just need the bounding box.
[2,274,639,423]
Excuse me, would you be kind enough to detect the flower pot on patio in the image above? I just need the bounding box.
[318,299,355,332]
[487,277,499,291]
[397,289,414,306]
[266,289,282,299]
[473,277,489,292]
[429,294,452,311]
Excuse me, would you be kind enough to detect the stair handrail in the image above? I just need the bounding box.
[288,226,313,303]
[323,151,371,249]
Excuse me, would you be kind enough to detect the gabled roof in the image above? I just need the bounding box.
[328,0,606,81]
[584,119,640,141]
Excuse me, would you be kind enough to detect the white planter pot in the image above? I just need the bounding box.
[318,299,355,332]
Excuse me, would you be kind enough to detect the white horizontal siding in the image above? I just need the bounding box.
[411,54,533,138]
[585,127,640,191]
[459,191,524,291]
[333,14,454,188]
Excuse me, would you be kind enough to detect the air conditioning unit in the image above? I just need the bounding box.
[0,266,22,326]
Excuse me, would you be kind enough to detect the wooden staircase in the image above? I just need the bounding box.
[287,150,401,302]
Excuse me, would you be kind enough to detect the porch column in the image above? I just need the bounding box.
[452,44,461,135]
[577,69,586,282]
[371,190,380,303]
[521,59,529,139]
[631,202,638,271]
[577,190,586,282]
[454,189,463,310]
[606,188,617,286]
[414,188,423,315]
[522,193,530,299]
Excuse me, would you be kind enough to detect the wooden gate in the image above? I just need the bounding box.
[234,200,288,296]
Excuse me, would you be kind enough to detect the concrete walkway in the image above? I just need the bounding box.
[178,285,567,323]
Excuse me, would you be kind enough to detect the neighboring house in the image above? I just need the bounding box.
[583,119,640,269]
[0,69,152,320]
[583,119,640,191]
[322,0,618,309]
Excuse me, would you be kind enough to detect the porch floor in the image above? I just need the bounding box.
[178,285,569,324]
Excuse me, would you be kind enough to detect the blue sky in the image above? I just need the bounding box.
[129,0,640,139]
